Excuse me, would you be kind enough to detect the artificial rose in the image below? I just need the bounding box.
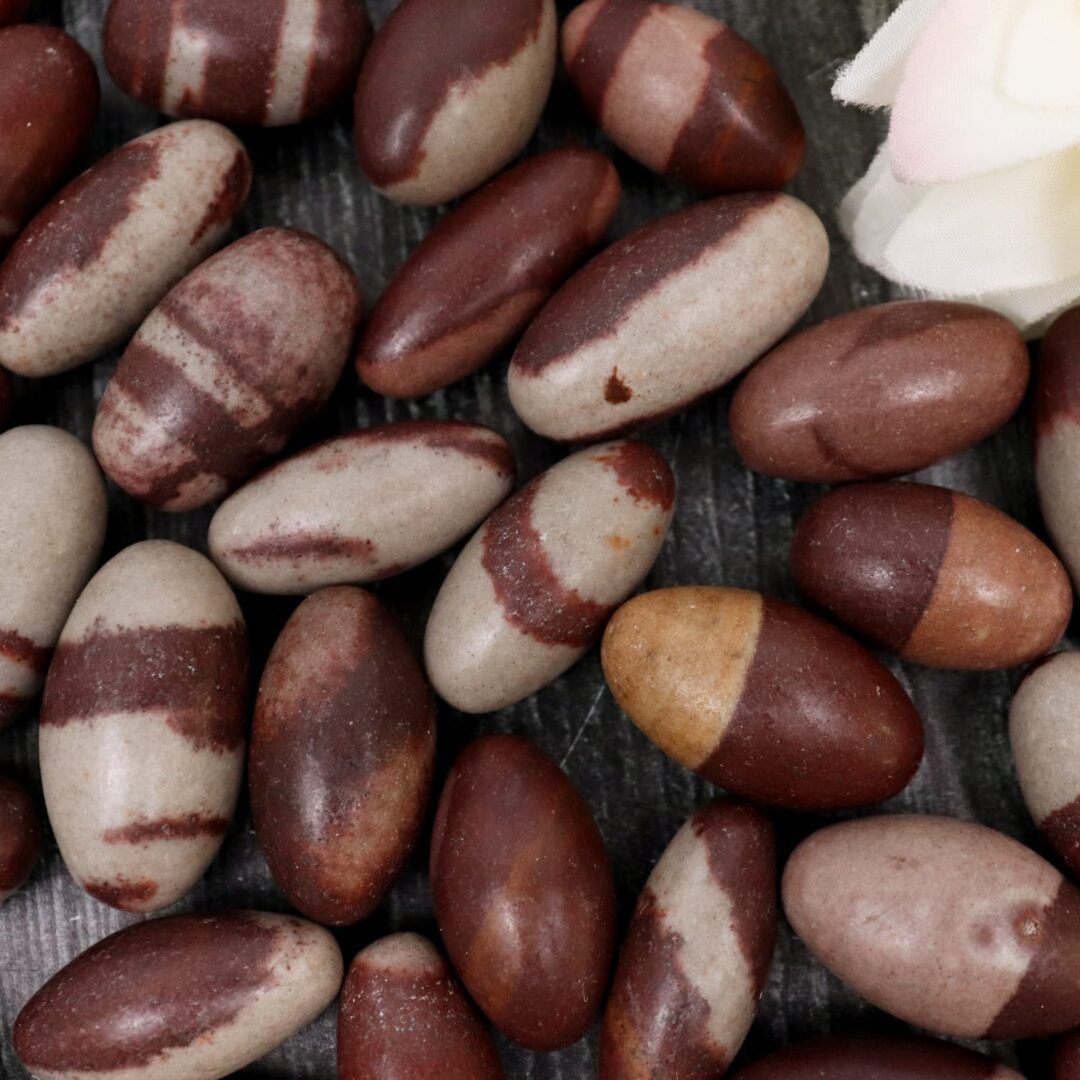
[834,0,1080,335]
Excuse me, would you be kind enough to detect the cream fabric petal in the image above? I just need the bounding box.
[889,0,1080,183]
[978,275,1080,336]
[884,146,1080,292]
[832,0,942,108]
[1005,0,1080,108]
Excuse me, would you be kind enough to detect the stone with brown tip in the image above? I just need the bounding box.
[0,25,99,254]
[338,932,504,1079]
[209,419,515,595]
[601,799,776,1079]
[356,147,620,398]
[93,227,362,511]
[783,814,1080,1039]
[563,0,804,192]
[104,0,371,126]
[251,587,434,925]
[0,119,251,377]
[0,774,42,904]
[425,439,674,713]
[601,586,924,810]
[731,301,1030,482]
[508,193,828,442]
[13,910,342,1080]
[354,0,556,206]
[40,540,248,913]
[431,734,616,1050]
[0,426,106,731]
[792,481,1072,670]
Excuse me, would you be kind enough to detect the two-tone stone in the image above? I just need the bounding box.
[783,815,1080,1039]
[0,25,99,253]
[209,419,515,594]
[251,587,435,925]
[431,734,616,1050]
[601,586,924,810]
[356,146,621,398]
[563,0,804,192]
[0,426,106,730]
[731,301,1030,483]
[508,192,828,442]
[1011,652,1080,880]
[425,439,674,713]
[1036,306,1080,590]
[600,799,776,1079]
[0,119,251,377]
[40,540,248,913]
[338,933,504,1079]
[732,1034,1024,1080]
[354,0,556,205]
[0,774,42,904]
[104,0,371,126]
[93,227,362,511]
[14,911,342,1080]
[792,482,1072,670]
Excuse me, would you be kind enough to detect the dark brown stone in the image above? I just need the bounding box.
[0,774,42,896]
[1036,306,1080,438]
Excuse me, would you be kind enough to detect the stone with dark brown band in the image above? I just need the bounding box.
[0,774,42,902]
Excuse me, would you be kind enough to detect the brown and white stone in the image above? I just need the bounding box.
[338,932,504,1079]
[104,0,372,127]
[600,799,776,1079]
[1011,652,1080,880]
[601,586,924,810]
[14,910,342,1080]
[0,426,106,730]
[0,773,43,904]
[425,440,674,713]
[563,0,805,192]
[39,540,248,913]
[209,419,515,595]
[250,587,435,925]
[0,119,251,377]
[354,0,556,205]
[508,192,828,442]
[792,481,1072,670]
[93,227,362,511]
[783,814,1080,1039]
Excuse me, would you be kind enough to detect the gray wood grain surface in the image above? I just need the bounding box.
[0,0,1060,1076]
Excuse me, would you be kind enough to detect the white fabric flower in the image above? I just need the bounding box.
[834,0,1080,335]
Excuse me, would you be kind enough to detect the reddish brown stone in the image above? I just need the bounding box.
[1057,1029,1080,1079]
[430,734,616,1050]
[0,25,99,252]
[250,587,435,925]
[1036,306,1080,438]
[0,774,42,898]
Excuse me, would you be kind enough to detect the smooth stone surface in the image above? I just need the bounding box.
[0,775,42,904]
[356,146,620,397]
[39,540,248,913]
[425,439,674,713]
[600,799,776,1079]
[602,586,924,810]
[508,192,828,442]
[104,0,371,126]
[732,1033,1024,1079]
[0,426,106,731]
[431,734,616,1050]
[209,419,515,594]
[0,25,99,253]
[791,481,1072,670]
[93,227,362,511]
[338,932,504,1079]
[783,815,1080,1039]
[0,119,251,377]
[13,910,343,1080]
[1011,652,1080,881]
[1058,1031,1080,1079]
[563,0,804,192]
[250,587,434,926]
[354,0,556,205]
[730,301,1030,482]
[1036,306,1080,592]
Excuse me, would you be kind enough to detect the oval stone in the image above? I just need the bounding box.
[0,774,42,904]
